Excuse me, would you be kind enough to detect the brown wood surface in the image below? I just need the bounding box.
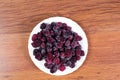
[0,0,120,80]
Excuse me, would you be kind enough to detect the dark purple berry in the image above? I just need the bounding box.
[33,49,39,56]
[44,30,50,36]
[66,26,71,31]
[41,37,46,42]
[76,56,81,60]
[62,23,67,27]
[70,56,77,63]
[57,22,62,27]
[40,23,46,29]
[53,25,59,31]
[44,63,53,69]
[40,42,46,48]
[47,37,54,43]
[53,57,60,64]
[46,59,52,64]
[32,34,37,41]
[81,50,85,56]
[65,61,72,66]
[59,65,66,71]
[63,33,69,39]
[62,23,67,26]
[75,49,81,56]
[31,42,39,48]
[71,41,79,48]
[70,63,75,68]
[68,35,73,41]
[73,33,82,41]
[50,22,56,28]
[50,65,57,73]
[47,47,52,52]
[61,58,67,63]
[75,35,82,41]
[75,45,81,50]
[47,52,53,59]
[65,40,70,46]
[35,54,42,61]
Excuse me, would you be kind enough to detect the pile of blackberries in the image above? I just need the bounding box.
[31,22,84,73]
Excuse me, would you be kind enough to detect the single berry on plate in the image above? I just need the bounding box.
[59,65,66,71]
[70,63,75,68]
[50,65,57,73]
[33,49,39,56]
[35,54,42,61]
[40,23,46,29]
[44,63,53,69]
[32,34,37,41]
[65,60,72,66]
[81,50,85,56]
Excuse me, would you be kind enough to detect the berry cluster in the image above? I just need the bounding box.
[31,22,84,73]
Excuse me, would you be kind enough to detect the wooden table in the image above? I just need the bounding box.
[0,0,120,80]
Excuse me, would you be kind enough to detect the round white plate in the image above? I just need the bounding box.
[28,17,88,76]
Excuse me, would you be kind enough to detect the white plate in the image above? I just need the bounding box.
[28,17,88,76]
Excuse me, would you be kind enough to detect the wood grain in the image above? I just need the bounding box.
[0,0,120,80]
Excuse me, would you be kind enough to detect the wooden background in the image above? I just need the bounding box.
[0,0,120,80]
